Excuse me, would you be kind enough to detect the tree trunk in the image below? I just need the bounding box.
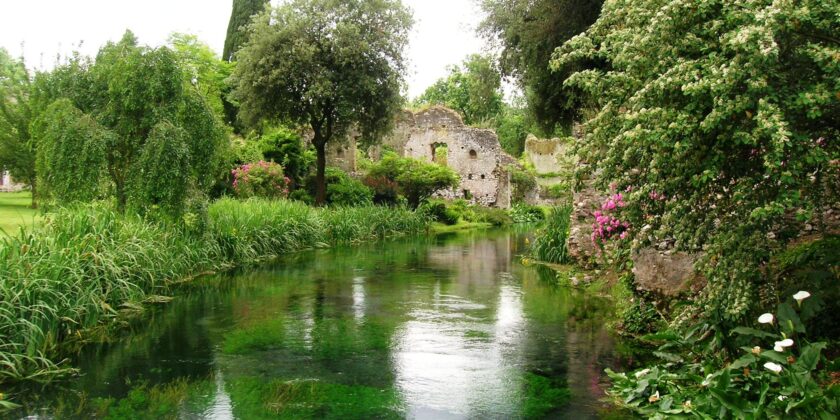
[314,142,327,206]
[29,178,37,209]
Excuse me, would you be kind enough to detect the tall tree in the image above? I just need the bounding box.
[414,54,504,125]
[222,0,269,62]
[479,0,604,135]
[169,33,233,119]
[0,48,37,206]
[231,0,412,205]
[34,31,226,215]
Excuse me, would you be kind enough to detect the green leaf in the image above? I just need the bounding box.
[730,327,776,339]
[729,354,756,370]
[709,387,745,415]
[760,350,788,364]
[654,351,684,363]
[777,303,805,334]
[797,342,826,371]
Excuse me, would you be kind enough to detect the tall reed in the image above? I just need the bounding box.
[0,198,428,382]
[531,205,573,264]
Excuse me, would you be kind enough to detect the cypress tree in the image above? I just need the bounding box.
[222,0,269,62]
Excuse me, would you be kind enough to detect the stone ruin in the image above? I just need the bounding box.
[326,106,515,208]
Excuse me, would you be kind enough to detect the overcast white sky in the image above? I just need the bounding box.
[0,0,488,99]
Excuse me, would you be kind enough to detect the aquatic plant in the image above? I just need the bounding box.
[531,205,572,264]
[0,198,428,383]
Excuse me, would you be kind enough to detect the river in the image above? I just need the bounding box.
[9,229,633,419]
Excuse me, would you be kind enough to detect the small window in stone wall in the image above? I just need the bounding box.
[468,174,473,180]
[463,189,472,199]
[336,147,344,157]
[469,149,477,159]
[431,142,448,166]
[480,174,486,180]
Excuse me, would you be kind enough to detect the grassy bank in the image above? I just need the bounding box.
[0,198,428,382]
[0,192,38,235]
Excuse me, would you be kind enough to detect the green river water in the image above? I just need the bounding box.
[8,229,635,419]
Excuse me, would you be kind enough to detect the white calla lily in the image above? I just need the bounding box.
[793,291,811,303]
[764,362,783,373]
[634,368,651,378]
[758,313,774,324]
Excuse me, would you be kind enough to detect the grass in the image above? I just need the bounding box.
[531,205,573,264]
[0,198,429,383]
[0,192,38,235]
[430,221,493,234]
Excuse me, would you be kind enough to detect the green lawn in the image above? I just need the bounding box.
[0,191,39,235]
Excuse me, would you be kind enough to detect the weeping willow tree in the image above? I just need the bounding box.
[34,31,226,216]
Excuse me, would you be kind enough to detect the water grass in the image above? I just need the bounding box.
[0,198,428,382]
[531,205,573,264]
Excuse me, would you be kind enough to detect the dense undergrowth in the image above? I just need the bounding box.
[0,198,428,383]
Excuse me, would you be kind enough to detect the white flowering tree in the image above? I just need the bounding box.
[553,0,839,320]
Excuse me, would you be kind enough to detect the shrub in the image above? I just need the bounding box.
[510,203,545,224]
[420,199,460,225]
[471,207,512,226]
[323,167,373,207]
[258,126,312,187]
[362,175,400,205]
[232,161,290,199]
[367,152,459,208]
[531,205,572,264]
[288,189,314,205]
[542,183,570,201]
[507,164,537,202]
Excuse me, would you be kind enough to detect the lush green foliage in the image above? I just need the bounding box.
[32,32,226,215]
[0,198,428,381]
[222,0,269,61]
[34,99,108,203]
[366,152,459,208]
[507,164,538,202]
[479,0,604,134]
[323,167,373,207]
[232,161,290,199]
[414,54,503,125]
[421,199,513,227]
[258,126,311,187]
[231,0,412,204]
[531,205,572,264]
[494,103,530,156]
[610,294,838,418]
[0,48,36,204]
[510,203,545,224]
[554,0,840,322]
[421,199,461,225]
[168,33,233,120]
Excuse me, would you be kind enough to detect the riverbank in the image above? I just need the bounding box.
[0,198,428,383]
[6,229,628,419]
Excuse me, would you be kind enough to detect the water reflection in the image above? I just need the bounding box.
[9,230,629,419]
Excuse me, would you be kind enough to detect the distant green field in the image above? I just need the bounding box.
[0,191,39,235]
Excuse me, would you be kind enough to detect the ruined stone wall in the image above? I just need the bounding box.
[400,107,510,207]
[524,135,567,175]
[325,138,357,173]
